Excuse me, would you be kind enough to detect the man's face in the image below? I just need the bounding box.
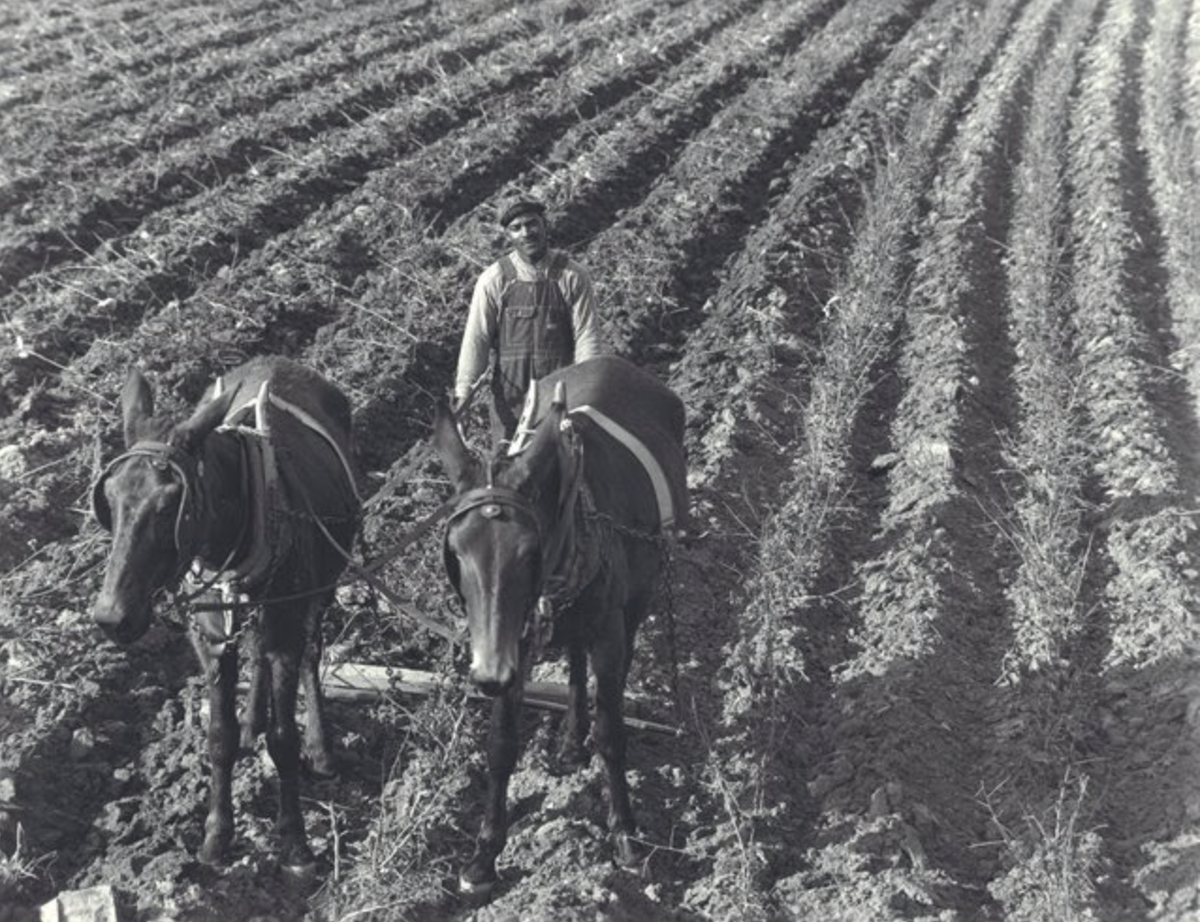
[505,213,548,263]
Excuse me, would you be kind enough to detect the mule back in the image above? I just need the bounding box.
[512,355,688,535]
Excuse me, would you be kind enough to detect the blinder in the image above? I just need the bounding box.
[441,485,544,600]
[90,441,203,571]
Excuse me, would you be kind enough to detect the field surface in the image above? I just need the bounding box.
[3,0,1200,919]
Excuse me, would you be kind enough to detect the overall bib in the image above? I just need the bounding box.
[491,252,573,438]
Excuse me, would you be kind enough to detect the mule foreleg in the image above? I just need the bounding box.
[559,641,590,768]
[192,632,239,865]
[299,599,336,779]
[591,632,638,868]
[239,623,268,753]
[263,630,314,872]
[461,683,523,895]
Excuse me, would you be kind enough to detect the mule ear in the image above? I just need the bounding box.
[121,369,156,448]
[433,398,475,487]
[171,387,235,453]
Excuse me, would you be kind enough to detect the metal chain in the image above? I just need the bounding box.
[659,540,682,722]
[580,509,683,717]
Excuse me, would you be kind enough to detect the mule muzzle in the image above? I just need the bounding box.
[94,596,152,645]
[469,661,518,698]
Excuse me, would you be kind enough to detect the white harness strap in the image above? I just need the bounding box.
[570,404,675,529]
[205,378,359,591]
[508,380,676,530]
[209,381,283,590]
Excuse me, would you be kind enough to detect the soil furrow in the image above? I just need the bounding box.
[0,0,698,453]
[539,0,846,252]
[0,0,465,213]
[0,0,297,86]
[0,0,569,298]
[1066,0,1200,913]
[1066,0,1199,668]
[784,0,1067,910]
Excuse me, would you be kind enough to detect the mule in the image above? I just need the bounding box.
[434,354,687,893]
[92,355,361,870]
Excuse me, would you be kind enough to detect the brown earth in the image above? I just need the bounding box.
[3,0,1200,920]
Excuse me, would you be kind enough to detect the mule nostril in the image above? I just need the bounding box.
[470,666,515,698]
[476,678,502,697]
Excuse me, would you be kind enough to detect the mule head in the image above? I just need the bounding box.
[93,369,233,644]
[434,389,575,696]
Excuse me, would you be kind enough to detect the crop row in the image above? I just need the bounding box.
[669,0,1031,913]
[846,0,1062,677]
[0,0,575,295]
[0,0,679,406]
[0,0,303,104]
[984,1,1109,915]
[746,0,1071,911]
[1067,0,1200,668]
[1141,0,1200,410]
[0,0,458,215]
[1001,0,1101,679]
[581,0,930,364]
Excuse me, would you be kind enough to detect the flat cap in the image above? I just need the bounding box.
[497,196,546,228]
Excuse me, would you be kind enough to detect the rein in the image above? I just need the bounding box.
[94,426,463,640]
[182,465,463,643]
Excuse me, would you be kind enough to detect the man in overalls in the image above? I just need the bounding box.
[453,195,604,442]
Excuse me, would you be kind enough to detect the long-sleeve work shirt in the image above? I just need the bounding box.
[453,248,604,402]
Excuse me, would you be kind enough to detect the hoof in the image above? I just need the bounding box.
[302,752,339,781]
[282,855,318,883]
[458,873,495,899]
[280,844,317,879]
[612,831,641,870]
[198,836,230,867]
[459,851,497,898]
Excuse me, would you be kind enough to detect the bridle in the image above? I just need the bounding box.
[443,483,546,600]
[442,422,585,640]
[91,440,208,591]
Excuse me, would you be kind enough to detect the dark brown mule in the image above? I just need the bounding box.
[92,356,360,871]
[434,355,687,894]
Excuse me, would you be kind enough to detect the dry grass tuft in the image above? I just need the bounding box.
[982,772,1102,922]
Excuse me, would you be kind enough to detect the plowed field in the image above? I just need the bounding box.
[4,0,1200,919]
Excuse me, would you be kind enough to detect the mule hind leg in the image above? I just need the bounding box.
[590,593,651,869]
[558,640,590,769]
